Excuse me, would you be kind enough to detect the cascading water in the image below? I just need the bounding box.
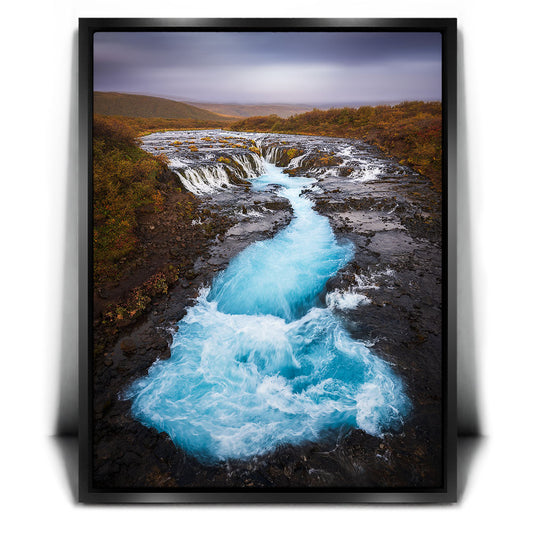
[175,153,265,195]
[177,165,233,194]
[124,157,410,463]
[232,152,264,176]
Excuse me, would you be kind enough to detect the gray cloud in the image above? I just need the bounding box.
[94,31,441,104]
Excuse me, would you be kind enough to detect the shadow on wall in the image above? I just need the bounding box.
[52,434,485,503]
[456,29,483,437]
[55,30,78,436]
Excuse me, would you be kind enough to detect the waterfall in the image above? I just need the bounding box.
[175,152,265,195]
[287,153,307,169]
[176,164,233,194]
[262,144,284,164]
[232,152,264,176]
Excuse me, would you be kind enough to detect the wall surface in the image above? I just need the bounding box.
[1,0,531,528]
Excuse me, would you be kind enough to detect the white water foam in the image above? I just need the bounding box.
[326,289,370,310]
[352,158,386,182]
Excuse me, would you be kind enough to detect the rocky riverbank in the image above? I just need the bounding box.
[92,130,443,489]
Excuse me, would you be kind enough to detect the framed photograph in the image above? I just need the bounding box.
[79,18,457,503]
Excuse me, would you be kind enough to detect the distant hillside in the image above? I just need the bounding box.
[187,102,314,119]
[94,114,234,137]
[94,92,237,121]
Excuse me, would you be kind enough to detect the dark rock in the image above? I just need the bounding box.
[184,270,197,280]
[120,338,136,354]
[338,166,353,177]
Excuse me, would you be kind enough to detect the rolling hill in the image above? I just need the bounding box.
[186,102,315,119]
[94,92,237,121]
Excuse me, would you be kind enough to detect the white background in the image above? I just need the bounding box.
[1,0,532,530]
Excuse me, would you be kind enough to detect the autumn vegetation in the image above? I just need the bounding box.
[231,101,442,190]
[97,114,232,137]
[93,115,170,281]
[92,115,231,350]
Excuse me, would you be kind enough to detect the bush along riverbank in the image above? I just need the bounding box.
[230,101,442,191]
[92,115,233,359]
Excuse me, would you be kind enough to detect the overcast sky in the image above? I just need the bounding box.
[94,32,442,105]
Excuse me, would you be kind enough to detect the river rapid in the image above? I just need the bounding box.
[124,132,411,463]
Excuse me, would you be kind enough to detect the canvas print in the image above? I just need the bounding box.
[89,27,446,492]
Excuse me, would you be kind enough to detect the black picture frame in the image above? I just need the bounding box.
[79,17,457,503]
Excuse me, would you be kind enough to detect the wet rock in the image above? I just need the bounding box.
[338,166,353,177]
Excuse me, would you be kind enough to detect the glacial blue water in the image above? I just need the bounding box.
[125,162,409,463]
